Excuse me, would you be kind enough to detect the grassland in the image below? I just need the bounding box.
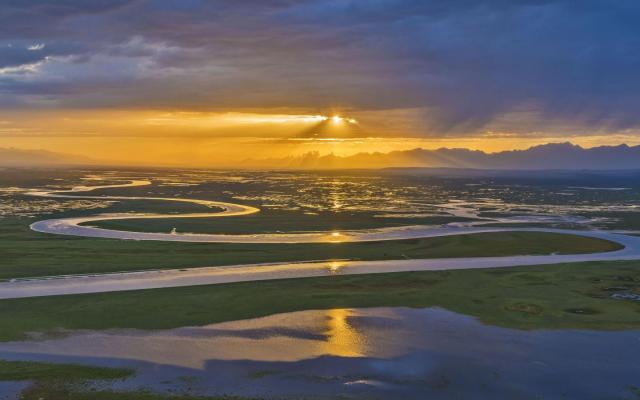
[0,217,622,280]
[0,360,247,400]
[2,170,639,399]
[0,360,131,382]
[0,359,135,400]
[4,260,640,399]
[84,210,475,234]
[1,260,639,343]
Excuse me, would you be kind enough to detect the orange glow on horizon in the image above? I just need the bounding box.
[1,108,639,168]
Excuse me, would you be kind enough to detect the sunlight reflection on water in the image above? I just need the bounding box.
[0,307,639,399]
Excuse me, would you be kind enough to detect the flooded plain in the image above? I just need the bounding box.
[3,169,640,231]
[1,307,639,399]
[2,169,640,399]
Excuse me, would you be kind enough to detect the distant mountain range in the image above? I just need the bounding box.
[246,143,640,170]
[3,142,640,170]
[0,148,94,167]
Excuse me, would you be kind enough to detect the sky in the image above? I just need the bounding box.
[1,0,640,166]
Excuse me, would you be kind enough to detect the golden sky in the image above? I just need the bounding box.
[2,2,640,167]
[1,109,639,167]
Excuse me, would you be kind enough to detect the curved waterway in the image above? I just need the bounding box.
[8,179,640,299]
[25,179,640,244]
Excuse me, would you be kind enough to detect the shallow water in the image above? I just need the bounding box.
[26,177,636,243]
[1,307,639,399]
[3,226,639,299]
[0,382,29,400]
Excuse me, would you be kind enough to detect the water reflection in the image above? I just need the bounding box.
[0,307,639,399]
[5,169,640,231]
[322,309,366,357]
[327,261,346,274]
[0,309,372,369]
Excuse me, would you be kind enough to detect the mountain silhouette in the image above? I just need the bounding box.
[246,143,640,170]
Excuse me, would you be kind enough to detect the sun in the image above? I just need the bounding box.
[329,115,357,124]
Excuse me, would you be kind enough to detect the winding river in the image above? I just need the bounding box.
[4,178,639,299]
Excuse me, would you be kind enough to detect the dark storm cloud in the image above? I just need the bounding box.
[1,0,639,134]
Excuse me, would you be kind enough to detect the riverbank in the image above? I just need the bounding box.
[1,219,621,280]
[1,260,639,342]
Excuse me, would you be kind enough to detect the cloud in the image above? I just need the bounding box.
[0,58,48,76]
[27,43,45,51]
[0,0,639,136]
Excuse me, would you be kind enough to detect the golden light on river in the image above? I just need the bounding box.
[326,231,347,243]
[322,309,366,357]
[327,260,346,273]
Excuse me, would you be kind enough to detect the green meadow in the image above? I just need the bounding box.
[0,217,621,280]
[1,260,639,343]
